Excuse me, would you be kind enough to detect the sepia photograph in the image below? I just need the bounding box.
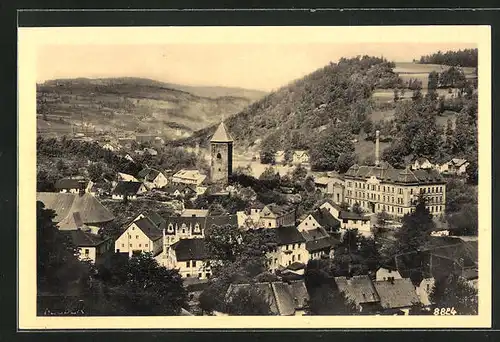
[18,25,491,329]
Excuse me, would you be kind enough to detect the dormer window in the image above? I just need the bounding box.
[167,223,174,233]
[194,223,200,233]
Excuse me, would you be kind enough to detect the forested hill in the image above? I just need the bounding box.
[170,56,401,150]
[417,48,478,68]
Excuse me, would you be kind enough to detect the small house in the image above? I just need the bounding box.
[138,167,168,190]
[111,181,147,200]
[171,169,207,187]
[292,150,310,165]
[114,216,163,257]
[259,203,296,228]
[267,226,307,273]
[334,275,381,313]
[372,278,420,315]
[412,157,434,170]
[54,177,92,194]
[439,158,470,175]
[166,238,211,279]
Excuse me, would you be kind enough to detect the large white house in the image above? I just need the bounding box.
[171,169,207,187]
[114,215,164,257]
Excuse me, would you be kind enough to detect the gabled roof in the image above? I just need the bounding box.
[58,211,87,231]
[314,177,335,185]
[344,164,445,185]
[262,203,295,217]
[138,167,161,181]
[339,211,370,221]
[414,157,431,164]
[181,209,209,218]
[286,262,306,271]
[312,208,341,228]
[61,229,109,247]
[37,192,115,224]
[146,211,166,228]
[112,181,144,195]
[171,238,208,261]
[225,281,308,316]
[305,236,338,252]
[131,217,163,241]
[373,279,420,309]
[450,158,469,167]
[55,178,89,190]
[162,183,196,195]
[275,226,306,246]
[210,122,233,143]
[335,275,380,305]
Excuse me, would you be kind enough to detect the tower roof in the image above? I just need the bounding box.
[210,122,233,143]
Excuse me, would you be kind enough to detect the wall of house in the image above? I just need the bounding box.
[177,259,212,279]
[112,194,138,200]
[78,247,96,263]
[267,243,308,272]
[320,202,341,218]
[297,215,321,232]
[59,188,80,194]
[341,218,371,234]
[115,222,159,256]
[375,268,403,282]
[416,277,435,306]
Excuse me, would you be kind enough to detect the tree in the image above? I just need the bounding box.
[291,164,308,183]
[428,71,439,90]
[87,162,105,182]
[447,203,478,236]
[309,126,355,171]
[376,209,391,231]
[225,286,272,315]
[307,284,357,315]
[260,138,277,165]
[393,196,435,282]
[363,119,374,134]
[337,152,357,173]
[430,274,478,315]
[352,202,363,215]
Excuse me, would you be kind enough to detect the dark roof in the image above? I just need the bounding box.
[112,181,144,195]
[262,203,295,217]
[147,212,166,228]
[61,229,108,247]
[286,262,306,271]
[138,167,161,181]
[335,275,380,305]
[54,178,89,190]
[37,192,115,224]
[305,236,338,252]
[226,281,305,316]
[289,280,309,309]
[172,238,208,261]
[162,183,196,195]
[58,212,87,230]
[339,211,370,221]
[131,217,163,241]
[373,279,420,309]
[312,208,341,228]
[344,164,445,185]
[275,226,306,246]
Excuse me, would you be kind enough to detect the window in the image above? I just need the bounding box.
[145,244,148,247]
[136,235,139,239]
[186,261,190,268]
[206,273,211,278]
[298,254,301,261]
[132,227,135,230]
[216,153,222,159]
[292,255,295,262]
[274,258,278,265]
[186,274,190,278]
[192,261,197,267]
[268,222,272,227]
[139,244,142,247]
[129,244,132,247]
[121,243,124,247]
[378,194,380,201]
[286,245,289,250]
[84,249,89,256]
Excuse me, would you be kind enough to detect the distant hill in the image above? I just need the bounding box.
[36,77,267,138]
[171,56,401,152]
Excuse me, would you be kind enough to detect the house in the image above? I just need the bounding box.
[138,167,168,190]
[117,172,139,182]
[344,132,447,217]
[275,150,286,164]
[375,266,403,282]
[54,177,92,194]
[258,203,296,228]
[334,275,381,313]
[292,150,310,165]
[165,238,212,279]
[372,278,420,315]
[180,209,209,218]
[439,158,470,175]
[123,154,135,163]
[61,226,112,264]
[314,177,345,203]
[267,226,307,272]
[111,181,147,200]
[319,200,342,219]
[114,215,163,257]
[412,157,434,170]
[162,183,197,199]
[282,262,306,276]
[154,136,165,145]
[225,280,309,316]
[298,207,341,235]
[36,192,115,234]
[162,215,238,248]
[144,148,158,156]
[171,169,207,187]
[102,143,119,152]
[338,211,372,237]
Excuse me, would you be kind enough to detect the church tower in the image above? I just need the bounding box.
[210,121,233,185]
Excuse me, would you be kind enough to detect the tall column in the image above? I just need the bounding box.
[375,130,380,166]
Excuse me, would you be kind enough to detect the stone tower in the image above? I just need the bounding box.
[210,121,233,185]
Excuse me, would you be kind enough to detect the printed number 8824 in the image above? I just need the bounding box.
[433,307,457,315]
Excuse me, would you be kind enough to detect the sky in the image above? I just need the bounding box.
[37,42,477,92]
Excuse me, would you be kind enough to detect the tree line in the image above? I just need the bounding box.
[417,48,478,68]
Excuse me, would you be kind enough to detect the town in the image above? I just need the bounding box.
[36,49,479,317]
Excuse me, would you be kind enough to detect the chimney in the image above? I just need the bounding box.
[375,130,380,167]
